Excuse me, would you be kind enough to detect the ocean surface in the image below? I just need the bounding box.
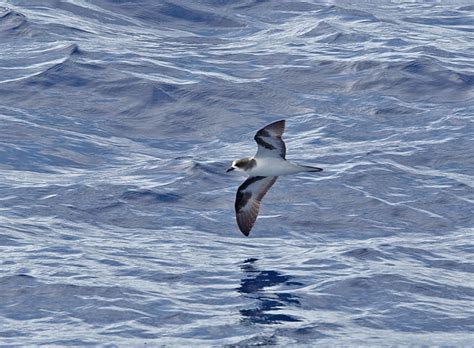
[1,0,473,345]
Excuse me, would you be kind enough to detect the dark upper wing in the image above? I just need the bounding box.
[235,176,278,236]
[254,120,286,159]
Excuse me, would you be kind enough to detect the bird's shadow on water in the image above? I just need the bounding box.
[237,258,303,325]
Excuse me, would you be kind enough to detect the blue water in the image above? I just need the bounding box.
[1,0,473,345]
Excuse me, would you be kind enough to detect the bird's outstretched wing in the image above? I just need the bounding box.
[254,120,286,159]
[235,176,278,236]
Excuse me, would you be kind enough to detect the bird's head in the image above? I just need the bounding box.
[226,158,251,174]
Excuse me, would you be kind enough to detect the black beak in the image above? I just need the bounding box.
[226,167,234,173]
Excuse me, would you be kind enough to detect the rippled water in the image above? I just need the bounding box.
[1,0,473,345]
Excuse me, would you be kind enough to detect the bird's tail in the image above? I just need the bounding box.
[300,165,323,172]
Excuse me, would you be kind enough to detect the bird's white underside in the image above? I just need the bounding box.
[245,157,314,177]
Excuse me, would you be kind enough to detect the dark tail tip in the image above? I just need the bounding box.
[304,166,323,172]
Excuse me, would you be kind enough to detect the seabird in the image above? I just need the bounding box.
[227,120,323,236]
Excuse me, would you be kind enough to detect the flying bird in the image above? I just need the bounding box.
[227,120,323,236]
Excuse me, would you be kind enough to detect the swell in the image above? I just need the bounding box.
[0,7,29,34]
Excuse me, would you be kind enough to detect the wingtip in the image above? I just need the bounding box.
[272,119,285,128]
[263,120,285,137]
[237,218,253,236]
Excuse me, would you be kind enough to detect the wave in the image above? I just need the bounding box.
[0,7,31,38]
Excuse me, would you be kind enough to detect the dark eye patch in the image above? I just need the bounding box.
[234,158,256,170]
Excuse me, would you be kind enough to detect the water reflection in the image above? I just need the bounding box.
[237,258,302,324]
